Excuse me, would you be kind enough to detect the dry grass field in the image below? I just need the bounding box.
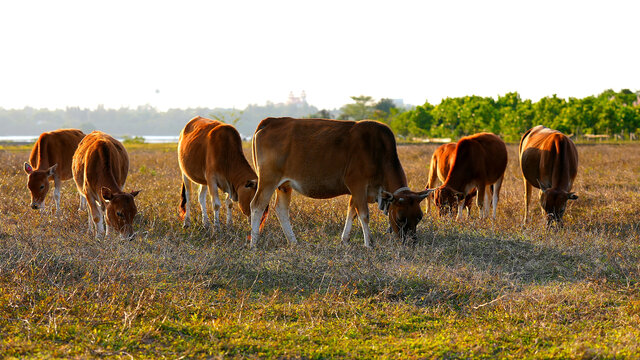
[1,141,640,358]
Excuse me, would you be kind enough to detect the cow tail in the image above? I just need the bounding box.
[178,181,187,220]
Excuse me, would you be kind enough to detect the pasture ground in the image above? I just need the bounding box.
[1,142,640,359]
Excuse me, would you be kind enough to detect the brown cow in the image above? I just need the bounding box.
[432,132,507,220]
[426,142,477,216]
[177,116,258,229]
[519,125,578,225]
[23,129,86,212]
[249,117,432,248]
[72,131,140,238]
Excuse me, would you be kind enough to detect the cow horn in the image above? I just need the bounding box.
[416,189,435,201]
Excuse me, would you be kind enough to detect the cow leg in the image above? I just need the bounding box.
[492,176,503,220]
[53,174,62,214]
[475,185,487,220]
[79,194,87,211]
[86,193,104,238]
[86,197,94,235]
[523,180,532,224]
[482,186,491,219]
[207,182,221,229]
[341,197,358,243]
[352,194,373,248]
[225,194,233,226]
[198,184,210,228]
[274,186,297,245]
[250,180,277,248]
[181,174,192,228]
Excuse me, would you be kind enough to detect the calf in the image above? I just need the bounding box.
[23,129,85,212]
[432,132,507,220]
[519,125,578,225]
[72,131,140,238]
[177,116,258,229]
[426,142,476,216]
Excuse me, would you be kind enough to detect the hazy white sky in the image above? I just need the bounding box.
[1,0,638,111]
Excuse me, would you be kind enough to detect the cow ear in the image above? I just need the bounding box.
[101,187,113,201]
[568,192,578,200]
[245,179,257,189]
[130,190,141,198]
[24,162,34,174]
[380,191,393,202]
[47,164,58,176]
[379,191,393,215]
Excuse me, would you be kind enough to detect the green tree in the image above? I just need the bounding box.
[339,95,375,120]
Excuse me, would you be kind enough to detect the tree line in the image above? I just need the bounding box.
[379,89,640,142]
[2,89,638,142]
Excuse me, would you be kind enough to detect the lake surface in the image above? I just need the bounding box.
[0,135,180,144]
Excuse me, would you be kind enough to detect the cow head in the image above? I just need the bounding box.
[433,185,464,216]
[101,187,141,239]
[24,162,57,209]
[239,179,258,217]
[538,181,578,225]
[381,188,433,243]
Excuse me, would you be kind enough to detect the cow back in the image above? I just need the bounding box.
[519,125,578,190]
[29,129,85,181]
[74,131,129,194]
[253,117,405,199]
[445,132,507,188]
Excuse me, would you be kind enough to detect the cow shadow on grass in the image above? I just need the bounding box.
[190,213,637,311]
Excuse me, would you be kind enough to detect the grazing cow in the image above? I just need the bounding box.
[432,133,507,219]
[72,131,140,238]
[177,116,258,229]
[426,142,477,215]
[519,125,578,225]
[249,117,432,248]
[23,129,86,212]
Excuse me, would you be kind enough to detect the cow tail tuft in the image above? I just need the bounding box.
[178,181,187,220]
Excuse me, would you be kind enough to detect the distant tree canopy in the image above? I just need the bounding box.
[0,101,318,138]
[388,90,640,142]
[1,89,638,142]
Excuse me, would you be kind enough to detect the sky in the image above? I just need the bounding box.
[1,0,638,111]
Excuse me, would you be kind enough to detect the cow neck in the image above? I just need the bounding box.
[384,167,409,194]
[550,138,573,191]
[442,165,466,193]
[34,136,49,170]
[228,159,257,194]
[99,143,124,195]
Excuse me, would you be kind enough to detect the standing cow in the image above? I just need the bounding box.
[432,132,507,220]
[519,125,578,225]
[177,116,258,229]
[73,131,140,238]
[426,142,477,216]
[23,129,86,212]
[249,117,432,248]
